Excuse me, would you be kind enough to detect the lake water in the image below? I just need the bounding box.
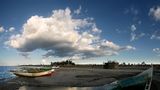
[0,66,16,82]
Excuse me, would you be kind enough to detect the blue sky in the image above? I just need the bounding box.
[0,0,160,65]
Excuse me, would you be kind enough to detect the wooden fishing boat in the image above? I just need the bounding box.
[11,67,55,77]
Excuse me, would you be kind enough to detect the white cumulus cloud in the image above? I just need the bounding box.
[151,34,160,40]
[150,31,160,40]
[0,26,4,33]
[9,27,15,32]
[74,6,81,15]
[131,24,136,32]
[153,48,160,56]
[6,8,135,59]
[149,6,160,21]
[130,32,145,41]
[130,24,145,41]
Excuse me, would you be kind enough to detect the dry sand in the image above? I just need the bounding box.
[1,67,159,90]
[0,67,142,90]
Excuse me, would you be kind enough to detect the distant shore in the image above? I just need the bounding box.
[0,67,160,90]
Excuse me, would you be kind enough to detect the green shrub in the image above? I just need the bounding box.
[103,61,119,69]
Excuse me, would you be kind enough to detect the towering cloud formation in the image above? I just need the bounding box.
[6,8,135,59]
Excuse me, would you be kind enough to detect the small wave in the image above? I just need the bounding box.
[0,72,16,83]
[0,66,16,83]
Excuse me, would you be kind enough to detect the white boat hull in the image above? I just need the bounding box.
[13,69,54,77]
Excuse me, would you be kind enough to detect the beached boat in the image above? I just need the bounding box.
[104,66,153,90]
[11,67,55,77]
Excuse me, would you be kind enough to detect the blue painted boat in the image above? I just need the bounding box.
[104,66,153,90]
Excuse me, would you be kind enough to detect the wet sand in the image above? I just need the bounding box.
[0,67,159,90]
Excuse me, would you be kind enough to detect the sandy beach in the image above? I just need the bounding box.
[0,67,159,90]
[0,67,142,90]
